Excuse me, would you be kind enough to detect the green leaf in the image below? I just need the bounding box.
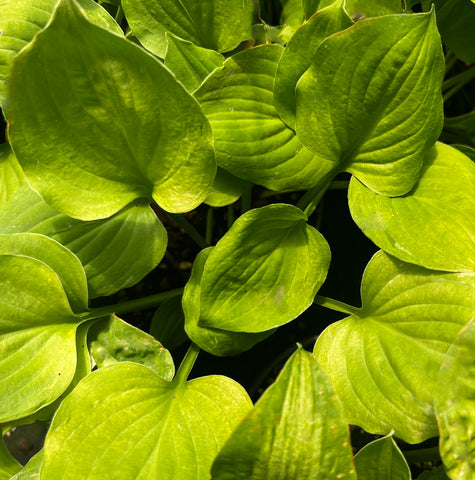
[435,318,475,479]
[416,466,451,479]
[0,144,24,210]
[296,11,445,196]
[0,233,88,314]
[122,0,254,57]
[0,436,21,479]
[211,347,356,479]
[195,44,336,191]
[280,0,305,31]
[0,186,167,298]
[349,143,475,273]
[302,1,336,20]
[198,204,331,333]
[354,435,411,480]
[164,33,224,93]
[204,168,250,207]
[7,0,216,220]
[184,248,272,356]
[434,0,475,62]
[0,0,122,107]
[274,0,353,130]
[88,315,175,380]
[344,0,404,19]
[313,251,475,443]
[41,363,252,479]
[150,296,188,351]
[10,450,43,480]
[443,110,475,148]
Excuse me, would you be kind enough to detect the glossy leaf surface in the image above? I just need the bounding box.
[122,0,254,57]
[354,435,411,480]
[314,251,475,443]
[198,204,331,333]
[41,363,252,479]
[0,0,122,106]
[349,143,475,273]
[195,45,336,191]
[212,347,356,479]
[296,11,444,196]
[165,34,223,92]
[7,0,215,220]
[184,248,272,356]
[0,185,167,298]
[274,0,353,129]
[435,318,475,479]
[88,315,175,380]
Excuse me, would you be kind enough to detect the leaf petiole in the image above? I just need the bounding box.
[314,295,361,316]
[172,343,201,387]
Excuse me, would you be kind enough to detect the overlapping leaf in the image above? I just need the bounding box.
[41,363,252,479]
[150,296,188,351]
[7,0,216,220]
[198,204,331,333]
[314,251,475,443]
[122,0,254,57]
[354,435,411,480]
[0,437,21,479]
[0,0,122,107]
[0,184,167,298]
[435,318,475,479]
[349,143,475,273]
[0,144,24,210]
[195,44,336,191]
[296,11,444,196]
[88,315,175,380]
[184,248,272,356]
[211,347,356,479]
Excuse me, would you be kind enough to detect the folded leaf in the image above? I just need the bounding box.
[314,251,475,443]
[41,363,252,479]
[296,10,444,196]
[198,204,331,333]
[349,142,475,273]
[211,347,356,479]
[7,0,216,220]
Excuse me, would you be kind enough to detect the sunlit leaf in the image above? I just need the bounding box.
[7,0,215,220]
[205,168,249,208]
[0,143,24,211]
[212,347,356,479]
[198,204,331,333]
[41,363,252,479]
[296,11,444,196]
[314,251,475,443]
[349,143,475,273]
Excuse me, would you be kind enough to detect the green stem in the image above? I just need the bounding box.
[114,5,124,25]
[314,295,361,316]
[445,50,457,74]
[206,207,214,245]
[403,446,441,464]
[168,213,208,249]
[85,288,184,319]
[172,343,201,386]
[240,183,252,215]
[443,65,475,102]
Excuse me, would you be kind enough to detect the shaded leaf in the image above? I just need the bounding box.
[150,296,188,351]
[199,204,331,333]
[41,363,252,479]
[296,11,444,196]
[10,450,43,480]
[122,0,254,57]
[349,143,475,273]
[211,347,356,479]
[88,315,175,380]
[0,143,24,211]
[314,251,475,443]
[205,168,249,208]
[0,436,21,479]
[7,0,215,220]
[344,0,404,19]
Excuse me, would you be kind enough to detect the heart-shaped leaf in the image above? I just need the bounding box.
[0,0,122,107]
[274,0,353,130]
[314,251,475,443]
[349,142,475,273]
[88,315,175,380]
[41,362,252,479]
[195,44,336,191]
[184,247,272,356]
[435,318,475,479]
[198,204,331,333]
[354,435,411,480]
[296,10,444,196]
[7,0,216,220]
[122,0,254,58]
[211,347,356,479]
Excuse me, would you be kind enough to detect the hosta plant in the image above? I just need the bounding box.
[0,0,474,478]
